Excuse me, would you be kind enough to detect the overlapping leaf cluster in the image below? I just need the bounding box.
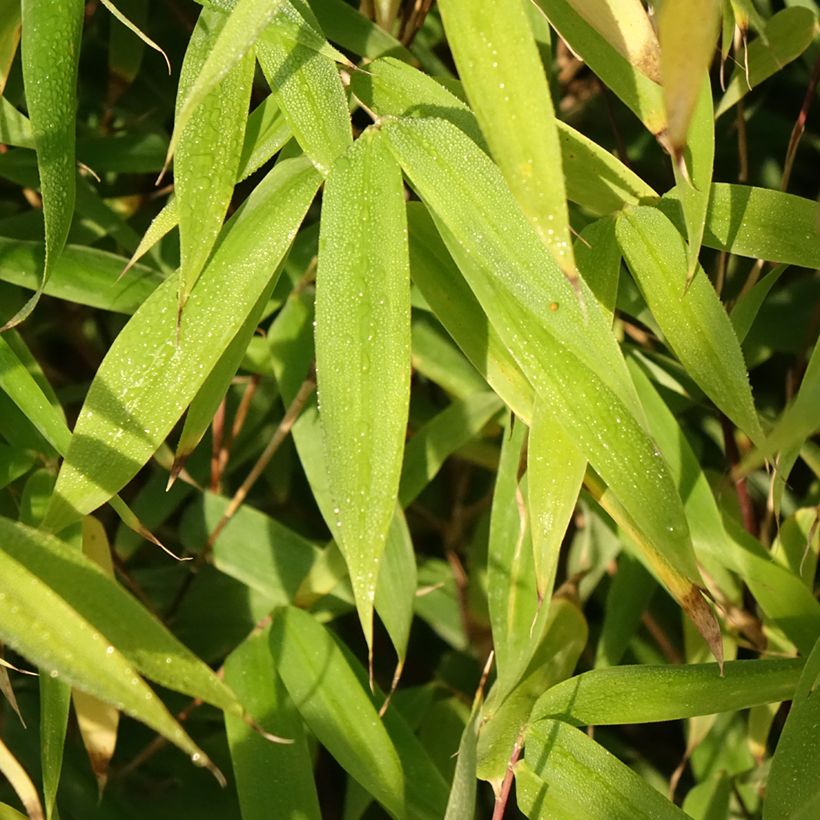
[0,0,817,817]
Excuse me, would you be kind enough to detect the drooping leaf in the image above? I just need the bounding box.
[0,738,43,820]
[315,128,410,650]
[44,157,320,531]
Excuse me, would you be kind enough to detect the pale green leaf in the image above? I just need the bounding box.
[224,627,321,820]
[0,96,32,148]
[438,0,575,275]
[44,157,320,531]
[315,129,410,649]
[3,0,83,329]
[175,7,254,305]
[617,206,763,445]
[444,705,479,820]
[269,606,405,818]
[730,263,787,343]
[0,523,217,774]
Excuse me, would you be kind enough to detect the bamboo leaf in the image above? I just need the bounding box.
[0,0,21,95]
[39,675,69,820]
[730,263,787,343]
[716,7,817,118]
[0,522,218,776]
[520,720,689,818]
[44,157,320,531]
[658,0,720,163]
[532,659,803,725]
[384,117,707,621]
[533,0,667,137]
[444,704,480,820]
[315,129,410,651]
[3,0,83,329]
[175,7,254,307]
[269,606,405,818]
[438,0,575,276]
[0,97,32,148]
[660,184,820,268]
[224,627,321,820]
[764,636,820,820]
[163,0,285,171]
[617,206,763,445]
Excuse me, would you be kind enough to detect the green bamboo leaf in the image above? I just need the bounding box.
[44,157,320,531]
[533,0,667,137]
[349,57,656,216]
[0,239,162,314]
[269,606,405,818]
[617,206,763,445]
[730,264,787,343]
[477,598,587,789]
[224,628,321,820]
[315,129,410,651]
[398,391,503,507]
[683,771,732,820]
[444,704,480,820]
[660,183,820,268]
[0,800,28,820]
[658,0,720,165]
[384,117,707,622]
[39,675,69,820]
[716,7,817,118]
[407,202,534,422]
[486,418,540,690]
[0,97,32,148]
[764,636,820,820]
[374,510,417,678]
[0,523,218,776]
[0,445,35,490]
[0,517,244,716]
[740,340,820,473]
[175,7,254,308]
[308,0,413,61]
[3,0,83,329]
[438,0,575,277]
[673,77,714,280]
[519,720,688,818]
[256,17,352,175]
[163,0,285,172]
[532,659,803,725]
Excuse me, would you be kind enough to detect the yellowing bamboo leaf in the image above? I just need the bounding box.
[438,0,575,277]
[659,0,721,164]
[3,0,83,330]
[44,157,320,531]
[315,129,410,652]
[565,0,661,82]
[534,0,667,137]
[0,738,43,820]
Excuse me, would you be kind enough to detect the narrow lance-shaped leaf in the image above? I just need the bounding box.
[3,0,83,330]
[438,0,576,278]
[162,0,285,172]
[175,7,254,309]
[224,627,321,820]
[44,157,321,531]
[383,117,706,616]
[315,128,411,654]
[270,607,405,818]
[0,523,219,778]
[0,738,43,820]
[616,206,763,446]
[658,0,720,169]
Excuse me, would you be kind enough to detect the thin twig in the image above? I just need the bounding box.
[722,416,757,536]
[492,733,524,820]
[781,52,820,192]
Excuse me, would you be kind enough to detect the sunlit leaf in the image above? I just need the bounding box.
[315,129,410,650]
